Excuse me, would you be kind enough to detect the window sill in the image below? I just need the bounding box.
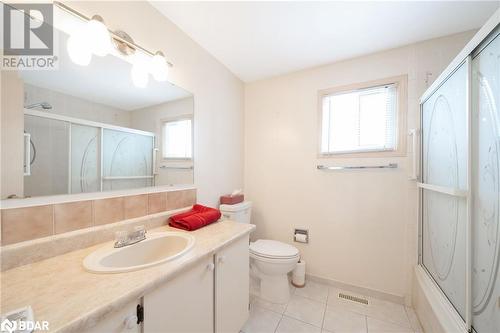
[318,149,406,159]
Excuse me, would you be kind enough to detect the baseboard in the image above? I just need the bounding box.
[305,273,406,305]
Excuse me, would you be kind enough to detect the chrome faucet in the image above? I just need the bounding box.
[114,226,147,248]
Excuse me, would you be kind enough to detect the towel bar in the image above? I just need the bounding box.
[317,163,398,170]
[102,176,154,180]
[159,166,194,170]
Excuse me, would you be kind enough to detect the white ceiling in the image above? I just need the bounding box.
[151,1,499,82]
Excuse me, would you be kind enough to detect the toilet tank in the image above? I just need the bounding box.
[219,201,252,224]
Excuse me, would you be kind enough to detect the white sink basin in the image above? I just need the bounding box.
[83,232,195,273]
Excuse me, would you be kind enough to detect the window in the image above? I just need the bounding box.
[161,117,193,159]
[320,78,405,156]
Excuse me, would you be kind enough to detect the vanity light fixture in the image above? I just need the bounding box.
[131,54,150,88]
[55,1,173,86]
[66,29,92,66]
[150,51,169,82]
[86,15,112,57]
[113,30,136,56]
[66,15,112,66]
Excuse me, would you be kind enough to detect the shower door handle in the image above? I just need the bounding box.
[409,129,419,181]
[152,147,160,186]
[24,133,31,176]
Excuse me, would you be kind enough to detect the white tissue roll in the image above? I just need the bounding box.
[294,233,307,243]
[292,260,306,287]
[231,189,243,196]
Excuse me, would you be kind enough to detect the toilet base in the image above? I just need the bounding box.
[259,274,290,304]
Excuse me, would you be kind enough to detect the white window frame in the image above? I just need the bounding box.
[160,114,194,161]
[318,75,407,158]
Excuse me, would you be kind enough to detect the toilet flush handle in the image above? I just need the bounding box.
[207,263,215,271]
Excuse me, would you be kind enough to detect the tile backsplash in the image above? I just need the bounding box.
[124,194,148,219]
[54,201,93,234]
[1,205,54,244]
[1,189,196,246]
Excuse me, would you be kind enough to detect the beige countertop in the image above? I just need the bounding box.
[0,221,255,332]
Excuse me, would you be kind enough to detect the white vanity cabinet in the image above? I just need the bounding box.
[215,236,250,333]
[143,255,215,333]
[142,235,250,333]
[85,235,250,333]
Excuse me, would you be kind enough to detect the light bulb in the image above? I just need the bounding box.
[87,16,112,57]
[150,52,169,82]
[131,57,149,88]
[66,31,91,66]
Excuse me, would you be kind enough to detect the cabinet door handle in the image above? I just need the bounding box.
[218,256,225,264]
[207,262,215,271]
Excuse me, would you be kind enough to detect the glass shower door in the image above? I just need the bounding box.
[70,124,100,194]
[421,62,468,319]
[102,129,154,191]
[24,115,70,196]
[471,30,500,333]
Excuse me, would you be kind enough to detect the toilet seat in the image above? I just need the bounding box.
[250,239,299,260]
[250,252,300,264]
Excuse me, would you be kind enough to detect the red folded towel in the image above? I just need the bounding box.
[169,204,221,231]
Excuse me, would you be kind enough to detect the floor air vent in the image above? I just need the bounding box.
[338,293,369,305]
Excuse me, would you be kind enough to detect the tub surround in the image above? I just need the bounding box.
[0,220,255,333]
[412,266,464,333]
[0,187,196,246]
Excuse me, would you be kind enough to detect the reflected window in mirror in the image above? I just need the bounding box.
[161,117,193,160]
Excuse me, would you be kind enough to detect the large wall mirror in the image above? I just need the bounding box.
[1,4,194,200]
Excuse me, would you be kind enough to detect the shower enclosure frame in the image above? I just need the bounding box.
[417,10,500,333]
[417,57,472,332]
[24,109,157,194]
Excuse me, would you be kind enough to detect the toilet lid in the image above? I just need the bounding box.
[250,240,299,259]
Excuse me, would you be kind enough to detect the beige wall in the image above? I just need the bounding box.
[1,71,24,198]
[64,1,244,206]
[244,31,475,301]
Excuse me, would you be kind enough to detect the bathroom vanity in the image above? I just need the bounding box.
[0,221,254,333]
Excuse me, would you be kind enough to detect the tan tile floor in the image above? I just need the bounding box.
[243,278,423,333]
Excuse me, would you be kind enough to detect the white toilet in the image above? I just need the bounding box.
[220,201,299,304]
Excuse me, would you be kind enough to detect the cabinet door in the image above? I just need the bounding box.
[143,256,214,333]
[215,236,249,333]
[84,300,141,333]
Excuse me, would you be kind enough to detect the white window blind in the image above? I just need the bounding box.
[321,83,398,154]
[162,118,192,159]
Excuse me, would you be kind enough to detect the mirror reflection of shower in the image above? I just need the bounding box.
[24,102,52,110]
[23,103,52,176]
